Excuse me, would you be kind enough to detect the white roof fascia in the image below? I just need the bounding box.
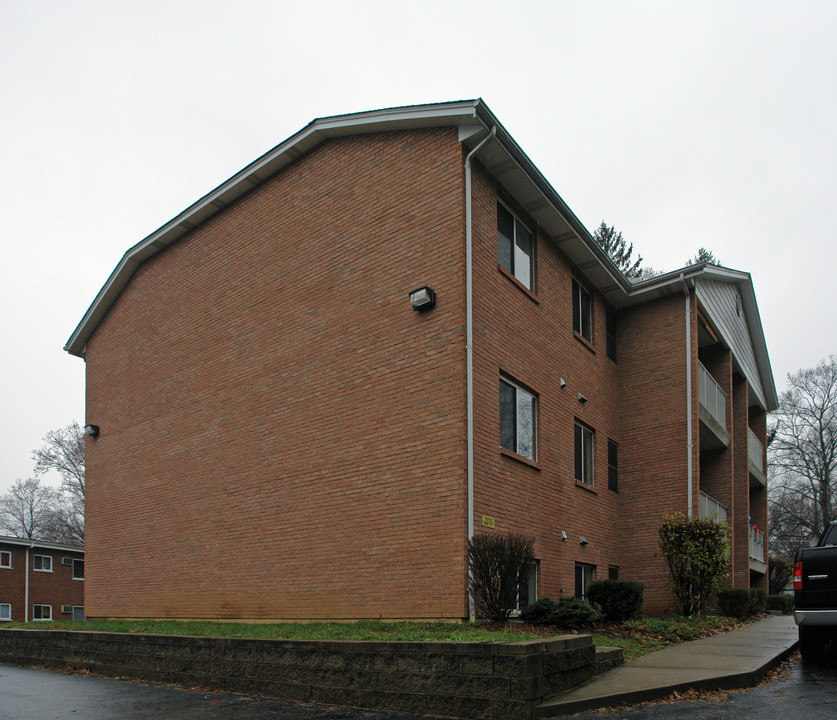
[0,535,84,553]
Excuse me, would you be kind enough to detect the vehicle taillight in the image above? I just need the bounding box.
[794,561,803,590]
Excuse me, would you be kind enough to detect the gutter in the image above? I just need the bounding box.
[679,273,693,517]
[464,125,496,620]
[25,542,33,622]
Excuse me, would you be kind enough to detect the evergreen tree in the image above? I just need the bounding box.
[593,222,643,278]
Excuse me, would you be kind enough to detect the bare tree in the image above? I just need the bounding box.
[32,422,85,544]
[768,356,837,556]
[0,478,61,540]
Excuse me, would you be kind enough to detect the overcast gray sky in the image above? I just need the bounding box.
[2,0,835,494]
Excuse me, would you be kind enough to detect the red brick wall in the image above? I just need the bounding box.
[469,163,621,601]
[617,295,692,614]
[84,128,471,620]
[0,544,84,622]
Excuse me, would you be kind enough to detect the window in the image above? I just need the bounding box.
[608,566,620,581]
[0,604,10,621]
[33,555,52,572]
[500,377,537,461]
[33,604,52,621]
[574,421,594,486]
[575,563,596,599]
[607,440,619,492]
[516,560,538,611]
[497,203,534,290]
[0,551,10,568]
[72,606,85,621]
[606,309,617,361]
[73,559,84,580]
[572,279,592,342]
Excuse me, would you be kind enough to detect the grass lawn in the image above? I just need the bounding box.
[2,615,744,657]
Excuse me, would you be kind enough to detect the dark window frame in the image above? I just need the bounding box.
[607,439,619,492]
[497,202,535,291]
[572,279,592,342]
[574,420,595,486]
[500,376,537,461]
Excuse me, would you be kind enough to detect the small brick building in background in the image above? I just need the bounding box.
[65,100,776,619]
[0,536,84,622]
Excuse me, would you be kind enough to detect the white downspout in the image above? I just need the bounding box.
[679,273,693,517]
[465,125,495,620]
[25,544,33,622]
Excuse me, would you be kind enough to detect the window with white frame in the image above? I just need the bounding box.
[0,603,10,621]
[572,279,592,342]
[33,604,52,621]
[72,606,85,621]
[574,421,595,486]
[33,555,52,572]
[0,551,10,568]
[497,202,534,290]
[500,376,537,461]
[575,563,596,599]
[516,560,538,611]
[73,559,84,580]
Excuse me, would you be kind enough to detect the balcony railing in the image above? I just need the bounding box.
[699,491,728,524]
[698,362,726,428]
[750,526,765,563]
[748,428,764,475]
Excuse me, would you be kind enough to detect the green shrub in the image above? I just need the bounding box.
[467,532,535,623]
[766,594,793,614]
[659,513,730,615]
[717,588,751,618]
[519,597,559,624]
[547,597,601,630]
[748,587,767,615]
[518,596,600,629]
[586,580,644,621]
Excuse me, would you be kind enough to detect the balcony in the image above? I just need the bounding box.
[699,491,728,524]
[748,428,767,487]
[698,363,730,450]
[749,525,766,573]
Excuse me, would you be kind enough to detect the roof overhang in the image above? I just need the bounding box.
[0,535,84,553]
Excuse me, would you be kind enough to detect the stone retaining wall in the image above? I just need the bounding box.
[0,630,616,720]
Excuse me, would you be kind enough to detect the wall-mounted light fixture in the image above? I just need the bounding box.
[409,286,436,311]
[83,424,100,438]
[560,378,567,388]
[578,393,587,404]
[579,536,589,545]
[561,530,568,541]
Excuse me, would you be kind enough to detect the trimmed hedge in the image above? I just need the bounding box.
[766,594,793,614]
[519,597,601,630]
[717,587,767,619]
[586,580,644,621]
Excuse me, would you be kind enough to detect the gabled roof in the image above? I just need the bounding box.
[64,99,776,410]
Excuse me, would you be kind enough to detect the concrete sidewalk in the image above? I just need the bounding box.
[536,614,799,717]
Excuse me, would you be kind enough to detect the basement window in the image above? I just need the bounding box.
[0,604,10,621]
[33,604,52,621]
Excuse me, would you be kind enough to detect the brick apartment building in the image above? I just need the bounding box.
[0,536,84,622]
[65,100,776,619]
